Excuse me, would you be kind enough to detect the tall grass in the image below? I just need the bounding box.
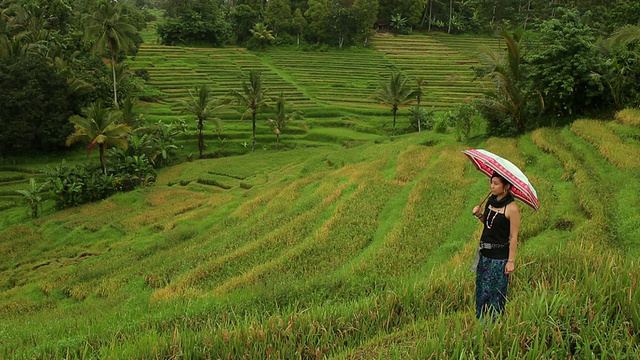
[571,119,640,170]
[615,108,640,126]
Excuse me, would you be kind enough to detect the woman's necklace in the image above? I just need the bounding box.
[486,208,499,229]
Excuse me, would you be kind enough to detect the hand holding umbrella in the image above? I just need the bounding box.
[472,192,492,218]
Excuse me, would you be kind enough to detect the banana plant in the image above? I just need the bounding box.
[15,178,46,218]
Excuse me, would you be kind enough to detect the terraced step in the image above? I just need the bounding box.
[370,34,492,101]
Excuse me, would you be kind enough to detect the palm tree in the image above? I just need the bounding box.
[477,27,536,134]
[120,96,141,129]
[180,84,224,159]
[84,0,136,108]
[250,22,275,49]
[66,100,132,175]
[415,78,427,132]
[229,70,270,152]
[607,24,640,47]
[373,72,418,134]
[267,92,299,150]
[594,25,640,110]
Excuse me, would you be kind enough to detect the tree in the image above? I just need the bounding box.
[290,8,307,46]
[414,78,427,132]
[231,4,260,44]
[305,0,331,43]
[229,70,270,152]
[84,0,137,109]
[264,0,292,37]
[329,1,356,48]
[594,26,640,109]
[0,55,73,153]
[477,27,532,135]
[373,72,418,134]
[353,0,379,46]
[525,9,604,117]
[267,92,299,150]
[249,22,275,49]
[378,0,423,29]
[180,85,224,159]
[158,0,232,46]
[66,100,132,175]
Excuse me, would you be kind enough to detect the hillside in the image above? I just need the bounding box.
[127,33,497,154]
[0,32,498,214]
[1,108,639,358]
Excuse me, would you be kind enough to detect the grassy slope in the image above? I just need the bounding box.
[1,112,639,358]
[1,25,639,358]
[0,32,497,212]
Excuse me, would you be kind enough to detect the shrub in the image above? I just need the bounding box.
[407,106,436,132]
[42,161,116,210]
[15,178,46,218]
[448,103,481,141]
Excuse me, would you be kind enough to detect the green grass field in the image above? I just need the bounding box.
[1,26,640,358]
[1,108,639,358]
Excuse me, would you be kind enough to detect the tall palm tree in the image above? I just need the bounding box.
[84,0,136,108]
[180,84,224,159]
[373,72,417,134]
[229,70,270,152]
[66,100,132,175]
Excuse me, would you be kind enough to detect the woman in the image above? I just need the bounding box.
[471,171,521,320]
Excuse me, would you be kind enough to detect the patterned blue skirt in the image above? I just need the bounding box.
[475,254,509,319]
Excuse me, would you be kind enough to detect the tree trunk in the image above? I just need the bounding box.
[392,107,397,134]
[276,133,280,150]
[100,144,107,175]
[111,57,119,109]
[448,0,453,34]
[109,39,119,109]
[421,0,429,28]
[198,118,204,158]
[252,109,257,152]
[428,0,433,31]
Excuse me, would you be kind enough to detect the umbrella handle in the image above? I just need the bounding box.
[478,192,491,208]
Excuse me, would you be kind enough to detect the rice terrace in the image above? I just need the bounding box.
[1,0,640,359]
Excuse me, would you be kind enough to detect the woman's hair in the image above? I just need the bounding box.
[491,171,512,188]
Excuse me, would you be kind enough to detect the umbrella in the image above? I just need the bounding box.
[462,149,539,211]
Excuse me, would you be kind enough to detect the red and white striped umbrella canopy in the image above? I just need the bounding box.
[463,149,539,211]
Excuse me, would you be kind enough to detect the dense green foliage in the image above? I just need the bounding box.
[155,0,640,47]
[0,0,149,154]
[156,0,231,46]
[0,56,74,153]
[526,9,605,117]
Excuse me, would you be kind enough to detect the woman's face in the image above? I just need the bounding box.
[490,176,508,196]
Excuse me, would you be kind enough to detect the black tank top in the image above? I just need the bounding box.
[480,204,510,259]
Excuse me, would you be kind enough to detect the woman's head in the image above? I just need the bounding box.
[490,172,512,196]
